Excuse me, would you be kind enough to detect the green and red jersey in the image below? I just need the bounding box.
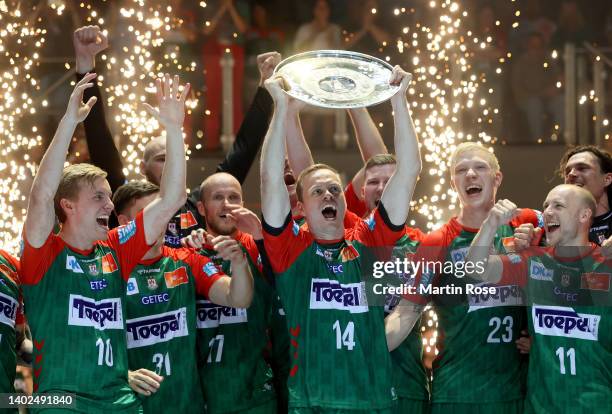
[20,212,151,413]
[498,244,612,413]
[126,246,223,414]
[344,181,367,219]
[196,231,285,413]
[263,204,404,410]
[0,250,23,395]
[403,209,542,404]
[384,229,430,402]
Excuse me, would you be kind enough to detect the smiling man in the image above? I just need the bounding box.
[559,146,612,245]
[20,73,188,412]
[386,142,543,414]
[260,65,421,412]
[111,178,253,414]
[464,184,612,413]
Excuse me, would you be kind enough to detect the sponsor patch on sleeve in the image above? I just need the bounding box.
[364,213,376,231]
[203,262,219,277]
[118,220,137,244]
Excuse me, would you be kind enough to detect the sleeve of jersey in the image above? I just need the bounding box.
[351,202,405,247]
[187,252,225,298]
[401,231,446,305]
[343,210,361,229]
[498,252,529,287]
[511,208,544,229]
[239,233,264,274]
[20,231,64,285]
[344,182,367,218]
[262,213,313,274]
[107,211,153,281]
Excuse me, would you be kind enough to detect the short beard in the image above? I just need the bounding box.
[206,219,236,237]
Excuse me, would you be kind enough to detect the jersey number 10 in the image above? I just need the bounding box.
[333,320,355,351]
[96,338,113,367]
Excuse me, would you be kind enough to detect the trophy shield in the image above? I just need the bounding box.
[273,50,400,109]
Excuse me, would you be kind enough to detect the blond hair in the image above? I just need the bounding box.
[54,163,107,222]
[450,142,500,173]
[296,163,341,202]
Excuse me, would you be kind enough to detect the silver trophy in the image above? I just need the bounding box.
[274,50,400,109]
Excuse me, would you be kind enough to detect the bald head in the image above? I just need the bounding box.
[551,184,596,219]
[199,172,242,202]
[141,136,166,185]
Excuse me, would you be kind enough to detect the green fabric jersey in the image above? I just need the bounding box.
[125,246,223,413]
[384,231,429,401]
[196,231,277,413]
[0,250,21,395]
[262,206,405,410]
[20,213,150,413]
[405,210,542,403]
[499,244,612,412]
[268,293,290,412]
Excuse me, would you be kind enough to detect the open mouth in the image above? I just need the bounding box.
[284,173,296,186]
[465,185,482,196]
[321,205,337,220]
[96,216,109,228]
[547,222,560,234]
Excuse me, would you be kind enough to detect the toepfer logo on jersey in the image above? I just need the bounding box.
[196,300,248,328]
[126,308,188,348]
[68,294,123,330]
[0,292,18,328]
[532,305,600,341]
[467,282,524,312]
[309,278,369,314]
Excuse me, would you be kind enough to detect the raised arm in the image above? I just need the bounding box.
[285,98,314,177]
[347,107,388,194]
[379,66,422,225]
[215,52,280,184]
[141,75,189,245]
[260,77,291,227]
[24,74,98,247]
[385,299,424,351]
[73,26,126,193]
[465,199,520,283]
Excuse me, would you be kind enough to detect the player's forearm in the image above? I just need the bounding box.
[227,259,254,308]
[465,220,503,283]
[158,125,187,213]
[76,52,95,74]
[385,301,423,351]
[30,115,79,203]
[348,107,387,162]
[261,104,291,225]
[381,96,421,225]
[286,109,314,176]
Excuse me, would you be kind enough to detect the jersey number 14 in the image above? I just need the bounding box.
[333,320,355,351]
